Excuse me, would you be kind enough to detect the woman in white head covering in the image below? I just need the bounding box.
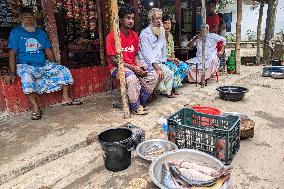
[186,24,226,84]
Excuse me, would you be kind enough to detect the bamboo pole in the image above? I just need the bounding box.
[201,0,207,87]
[41,0,61,63]
[235,0,242,74]
[110,0,131,119]
[96,0,105,65]
[256,0,264,65]
[175,0,181,46]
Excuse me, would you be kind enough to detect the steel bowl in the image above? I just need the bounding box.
[222,112,249,119]
[149,149,229,189]
[262,66,284,77]
[271,72,284,79]
[136,139,178,162]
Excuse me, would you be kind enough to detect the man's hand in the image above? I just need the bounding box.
[195,33,201,40]
[4,74,16,84]
[132,66,147,76]
[217,51,224,57]
[156,69,164,81]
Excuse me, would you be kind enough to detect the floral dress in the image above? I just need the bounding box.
[164,33,190,88]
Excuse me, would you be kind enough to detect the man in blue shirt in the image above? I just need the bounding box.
[5,7,81,120]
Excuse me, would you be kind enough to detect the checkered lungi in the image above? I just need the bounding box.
[16,61,74,94]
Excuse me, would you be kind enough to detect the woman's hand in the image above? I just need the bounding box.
[156,69,164,81]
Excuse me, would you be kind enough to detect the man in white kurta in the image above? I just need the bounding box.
[139,8,174,97]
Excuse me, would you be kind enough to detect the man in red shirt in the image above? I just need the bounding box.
[106,4,158,115]
[207,1,226,72]
[207,0,219,34]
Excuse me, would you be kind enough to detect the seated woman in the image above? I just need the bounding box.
[186,24,226,84]
[162,15,190,95]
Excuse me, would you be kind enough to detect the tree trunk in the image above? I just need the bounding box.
[263,0,278,65]
[256,1,264,65]
[201,0,206,88]
[110,0,131,119]
[235,0,242,74]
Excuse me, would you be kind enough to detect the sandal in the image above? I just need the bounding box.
[142,105,149,110]
[172,89,179,96]
[31,112,41,120]
[133,105,148,115]
[166,94,175,98]
[62,100,82,106]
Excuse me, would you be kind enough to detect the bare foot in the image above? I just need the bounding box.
[166,94,175,98]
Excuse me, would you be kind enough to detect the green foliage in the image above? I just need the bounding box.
[246,29,256,41]
[226,33,236,42]
[217,0,236,11]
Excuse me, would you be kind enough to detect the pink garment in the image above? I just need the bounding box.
[187,58,219,83]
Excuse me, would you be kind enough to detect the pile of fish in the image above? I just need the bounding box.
[161,160,231,189]
[144,144,166,159]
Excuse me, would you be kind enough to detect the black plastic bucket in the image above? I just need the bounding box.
[98,128,132,172]
[271,59,282,66]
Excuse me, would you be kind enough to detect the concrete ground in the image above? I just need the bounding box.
[0,66,283,189]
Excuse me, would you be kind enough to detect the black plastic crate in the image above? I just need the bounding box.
[167,108,240,165]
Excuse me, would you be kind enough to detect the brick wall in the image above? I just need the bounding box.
[0,66,110,114]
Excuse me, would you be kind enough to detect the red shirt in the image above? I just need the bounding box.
[105,30,139,71]
[207,14,220,33]
[216,41,224,53]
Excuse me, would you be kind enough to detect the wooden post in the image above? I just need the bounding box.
[235,0,242,74]
[96,0,105,65]
[132,0,140,32]
[41,0,61,63]
[191,0,197,35]
[175,0,181,45]
[256,0,264,65]
[201,0,206,87]
[110,0,131,119]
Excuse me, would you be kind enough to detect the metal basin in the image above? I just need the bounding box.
[217,86,249,101]
[136,139,178,162]
[271,72,284,79]
[262,66,284,77]
[149,149,229,189]
[222,112,249,119]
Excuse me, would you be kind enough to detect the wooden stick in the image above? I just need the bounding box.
[96,0,105,65]
[41,0,61,63]
[201,0,207,87]
[110,0,131,119]
[175,0,181,45]
[235,0,242,74]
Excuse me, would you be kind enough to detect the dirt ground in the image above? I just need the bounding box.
[0,66,283,189]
